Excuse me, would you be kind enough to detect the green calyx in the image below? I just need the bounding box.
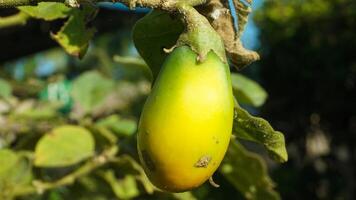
[176,5,227,63]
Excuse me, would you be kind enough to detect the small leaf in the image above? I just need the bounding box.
[133,10,184,79]
[220,141,280,200]
[100,170,140,200]
[96,115,137,137]
[0,149,18,176]
[233,102,288,162]
[172,192,197,200]
[0,149,33,198]
[0,78,12,99]
[51,6,97,58]
[71,71,115,114]
[34,125,95,167]
[231,73,267,107]
[113,155,155,194]
[18,2,71,21]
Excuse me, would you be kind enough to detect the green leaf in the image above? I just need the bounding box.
[0,149,32,199]
[71,71,115,114]
[133,10,184,79]
[18,2,71,21]
[0,78,12,99]
[220,141,280,200]
[171,192,197,200]
[100,170,140,200]
[231,73,268,107]
[113,155,155,194]
[34,125,95,167]
[51,6,97,58]
[96,115,137,137]
[0,149,18,177]
[233,102,288,162]
[14,103,59,120]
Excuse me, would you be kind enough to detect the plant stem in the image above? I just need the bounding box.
[12,145,118,197]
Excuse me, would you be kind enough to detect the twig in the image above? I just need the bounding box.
[0,0,207,10]
[13,145,118,197]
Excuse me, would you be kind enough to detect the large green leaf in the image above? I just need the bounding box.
[71,71,115,114]
[220,141,280,200]
[51,6,97,58]
[34,125,95,167]
[18,2,71,21]
[0,78,12,99]
[233,103,288,162]
[133,10,184,79]
[231,73,268,107]
[0,149,32,200]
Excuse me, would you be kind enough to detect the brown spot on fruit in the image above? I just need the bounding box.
[194,155,212,168]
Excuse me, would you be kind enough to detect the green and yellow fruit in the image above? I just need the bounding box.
[137,46,234,192]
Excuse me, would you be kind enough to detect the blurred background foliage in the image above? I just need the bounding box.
[0,0,355,199]
[253,0,356,199]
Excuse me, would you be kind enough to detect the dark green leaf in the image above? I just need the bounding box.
[34,125,95,167]
[51,6,97,58]
[220,141,280,200]
[133,10,184,79]
[233,102,288,162]
[231,73,267,107]
[18,2,71,21]
[71,71,115,113]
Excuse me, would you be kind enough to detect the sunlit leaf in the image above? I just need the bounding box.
[133,10,184,79]
[0,79,12,99]
[96,115,137,137]
[51,6,97,58]
[220,141,280,200]
[0,149,33,199]
[233,102,288,162]
[100,170,140,200]
[71,71,115,114]
[34,125,95,167]
[18,2,71,21]
[231,73,267,107]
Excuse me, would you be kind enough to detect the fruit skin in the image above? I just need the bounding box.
[137,46,234,192]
